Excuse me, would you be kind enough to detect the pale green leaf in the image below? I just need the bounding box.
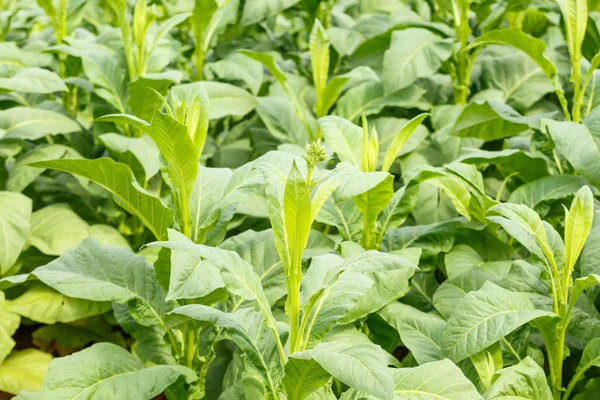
[0,191,31,274]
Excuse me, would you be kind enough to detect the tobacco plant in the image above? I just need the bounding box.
[2,0,600,399]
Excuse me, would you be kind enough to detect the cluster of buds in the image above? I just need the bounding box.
[304,140,328,189]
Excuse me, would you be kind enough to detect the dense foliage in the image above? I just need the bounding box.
[1,0,600,399]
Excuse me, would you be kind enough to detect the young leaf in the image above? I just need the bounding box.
[0,349,52,395]
[381,113,429,172]
[564,186,594,280]
[310,19,330,118]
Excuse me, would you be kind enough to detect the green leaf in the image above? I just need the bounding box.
[392,359,482,400]
[466,28,562,94]
[241,0,299,25]
[457,148,549,183]
[336,82,427,122]
[0,349,52,395]
[487,202,552,262]
[441,281,554,362]
[568,337,600,393]
[319,117,362,167]
[28,204,89,256]
[283,357,330,400]
[7,144,82,192]
[379,302,445,364]
[99,133,160,182]
[470,343,503,390]
[7,285,111,324]
[484,357,552,400]
[3,239,168,327]
[29,158,174,239]
[558,0,587,68]
[293,344,394,400]
[95,113,151,133]
[0,191,31,274]
[508,176,589,213]
[381,113,429,172]
[564,186,594,276]
[543,119,600,187]
[382,28,453,93]
[284,162,313,273]
[310,19,330,117]
[0,107,80,140]
[18,343,196,399]
[127,71,182,125]
[196,81,257,119]
[450,101,536,141]
[354,175,394,248]
[0,67,67,93]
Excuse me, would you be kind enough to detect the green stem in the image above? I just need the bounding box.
[288,273,301,353]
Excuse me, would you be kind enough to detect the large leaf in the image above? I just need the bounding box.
[241,0,299,25]
[2,239,168,327]
[0,191,31,274]
[543,119,600,187]
[29,158,174,239]
[450,101,536,141]
[0,349,52,395]
[292,344,394,400]
[382,28,453,93]
[0,107,80,140]
[282,357,330,400]
[16,343,195,399]
[508,175,589,213]
[379,302,445,364]
[392,359,482,400]
[0,68,67,94]
[466,28,561,93]
[441,281,554,362]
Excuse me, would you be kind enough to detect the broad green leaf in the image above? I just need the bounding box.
[450,101,536,140]
[2,239,168,327]
[375,181,420,239]
[283,357,330,400]
[163,230,224,301]
[256,97,311,145]
[95,113,151,133]
[7,285,111,324]
[457,148,549,183]
[28,204,89,256]
[382,28,453,93]
[483,357,552,400]
[466,28,561,93]
[543,119,600,187]
[127,71,182,123]
[441,281,554,362]
[354,174,394,248]
[381,113,429,172]
[0,67,66,93]
[335,82,427,122]
[17,343,196,400]
[379,302,445,364]
[206,52,264,95]
[303,271,374,346]
[7,144,82,192]
[0,191,31,274]
[241,0,299,25]
[219,229,285,305]
[293,344,394,400]
[198,81,257,119]
[0,349,52,395]
[99,133,160,182]
[508,176,588,213]
[319,117,362,167]
[29,158,174,239]
[564,186,594,277]
[0,107,80,140]
[392,359,482,400]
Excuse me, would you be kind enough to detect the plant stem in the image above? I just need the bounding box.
[288,272,301,352]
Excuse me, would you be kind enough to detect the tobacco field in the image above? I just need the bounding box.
[2,0,600,399]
